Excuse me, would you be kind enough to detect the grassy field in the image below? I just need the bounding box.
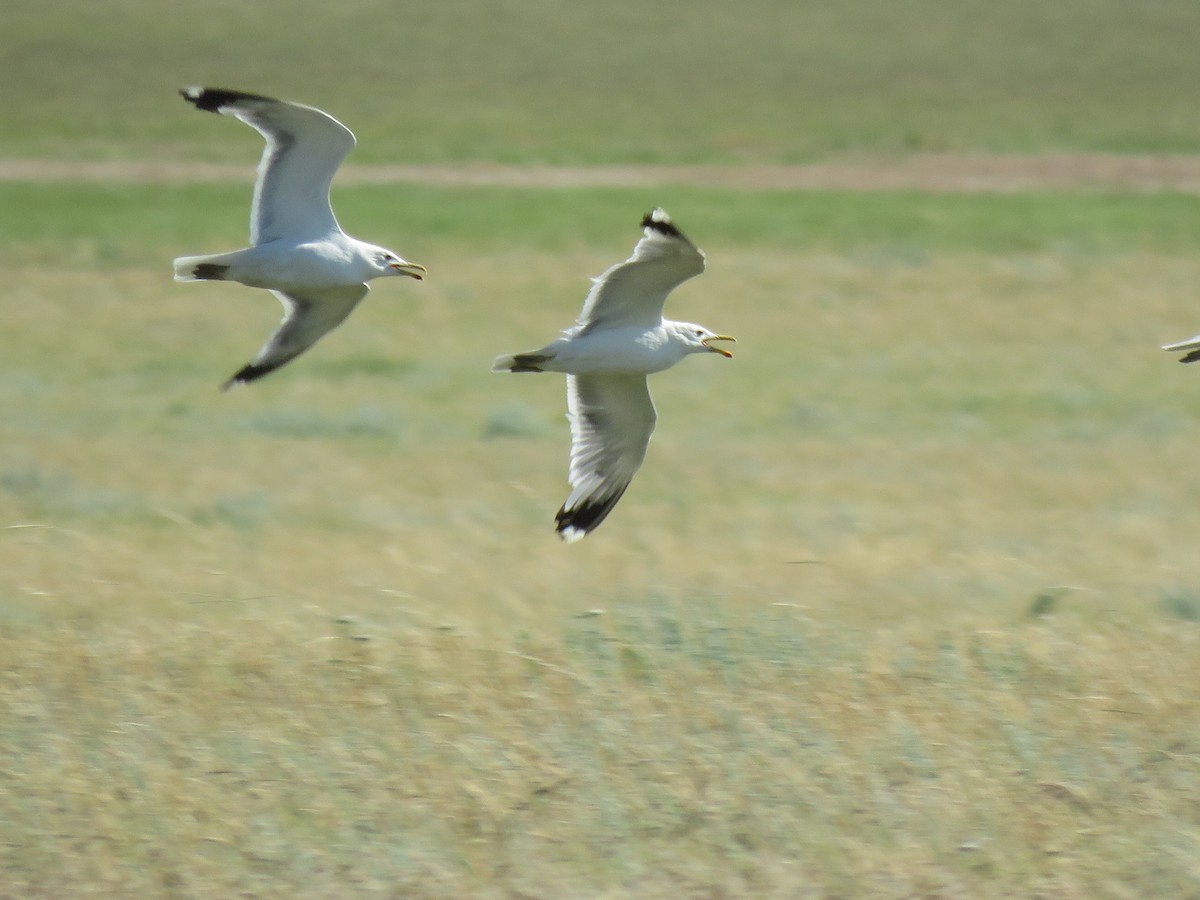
[4,183,1200,896]
[4,0,1200,163]
[5,0,1200,895]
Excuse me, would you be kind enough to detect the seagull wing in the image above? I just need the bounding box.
[181,87,355,245]
[222,284,368,390]
[576,208,706,335]
[556,373,657,541]
[1163,333,1200,363]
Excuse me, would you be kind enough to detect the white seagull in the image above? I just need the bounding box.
[172,87,426,390]
[1163,332,1200,364]
[493,209,735,542]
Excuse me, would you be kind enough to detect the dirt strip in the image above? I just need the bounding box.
[3,154,1200,192]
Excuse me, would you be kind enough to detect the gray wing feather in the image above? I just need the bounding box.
[576,214,705,334]
[223,284,368,389]
[199,92,355,245]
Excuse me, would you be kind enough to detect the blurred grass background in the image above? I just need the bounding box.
[4,0,1200,896]
[3,0,1200,163]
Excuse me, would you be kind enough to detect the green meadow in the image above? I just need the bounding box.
[4,0,1200,163]
[5,1,1200,896]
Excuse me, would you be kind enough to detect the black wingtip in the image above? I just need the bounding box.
[181,86,279,113]
[1180,350,1200,364]
[554,488,629,541]
[640,208,685,239]
[220,362,273,392]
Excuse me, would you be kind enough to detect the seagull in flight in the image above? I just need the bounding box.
[1163,331,1200,364]
[172,87,426,390]
[493,209,735,542]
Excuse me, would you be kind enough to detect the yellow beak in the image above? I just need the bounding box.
[702,335,737,358]
[390,261,427,280]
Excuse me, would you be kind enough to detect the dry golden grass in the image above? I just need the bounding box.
[4,240,1200,896]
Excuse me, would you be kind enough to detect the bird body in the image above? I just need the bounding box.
[174,233,396,292]
[493,209,734,541]
[173,87,425,390]
[494,322,708,376]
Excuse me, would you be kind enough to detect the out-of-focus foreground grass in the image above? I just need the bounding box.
[2,184,1200,895]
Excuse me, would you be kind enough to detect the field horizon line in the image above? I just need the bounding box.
[4,152,1200,194]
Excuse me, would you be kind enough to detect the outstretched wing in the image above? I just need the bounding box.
[181,87,355,245]
[555,373,657,541]
[575,208,706,335]
[1163,332,1200,363]
[222,284,368,390]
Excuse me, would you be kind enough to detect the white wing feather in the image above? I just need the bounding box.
[575,209,705,335]
[183,88,355,245]
[556,373,657,540]
[223,284,368,390]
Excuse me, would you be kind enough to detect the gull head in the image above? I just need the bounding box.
[369,247,427,281]
[672,322,736,358]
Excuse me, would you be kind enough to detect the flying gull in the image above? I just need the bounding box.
[1163,332,1200,364]
[172,87,426,390]
[493,209,735,541]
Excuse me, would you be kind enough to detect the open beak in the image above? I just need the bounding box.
[390,261,427,280]
[702,335,737,358]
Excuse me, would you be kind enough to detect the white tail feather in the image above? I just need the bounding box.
[172,251,241,282]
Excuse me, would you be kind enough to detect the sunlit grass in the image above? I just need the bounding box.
[7,0,1200,887]
[3,570,1199,895]
[4,183,1200,894]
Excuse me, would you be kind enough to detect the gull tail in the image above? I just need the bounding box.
[172,252,242,283]
[492,351,554,373]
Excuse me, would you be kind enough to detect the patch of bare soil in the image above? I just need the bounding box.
[2,154,1200,192]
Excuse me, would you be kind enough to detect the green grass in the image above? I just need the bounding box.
[5,182,1200,270]
[4,0,1200,162]
[5,2,1200,888]
[3,600,1197,896]
[3,181,1200,894]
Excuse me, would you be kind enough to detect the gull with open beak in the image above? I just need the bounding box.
[172,87,426,389]
[493,208,735,541]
